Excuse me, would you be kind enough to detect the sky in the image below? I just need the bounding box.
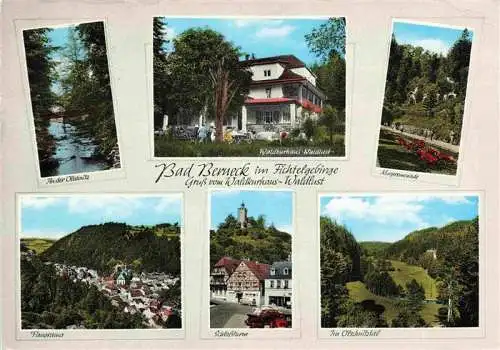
[45,25,75,95]
[211,190,293,234]
[158,17,333,66]
[393,21,473,56]
[320,194,479,242]
[20,194,183,240]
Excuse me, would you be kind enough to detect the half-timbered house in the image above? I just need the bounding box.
[226,260,270,306]
[210,256,241,300]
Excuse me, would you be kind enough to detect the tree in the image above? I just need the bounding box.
[302,117,315,140]
[74,21,118,157]
[423,84,438,116]
[209,55,250,142]
[165,28,251,131]
[320,105,342,144]
[305,17,346,62]
[23,28,58,166]
[310,51,345,111]
[406,279,425,307]
[447,29,472,97]
[153,17,173,129]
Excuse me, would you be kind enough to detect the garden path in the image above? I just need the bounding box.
[381,126,459,153]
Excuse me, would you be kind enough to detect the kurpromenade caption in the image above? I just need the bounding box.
[155,162,340,188]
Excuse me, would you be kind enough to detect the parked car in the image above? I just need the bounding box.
[245,308,290,328]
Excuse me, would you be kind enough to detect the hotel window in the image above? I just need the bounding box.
[273,111,280,123]
[282,110,290,123]
[264,69,271,77]
[256,111,263,124]
[270,280,275,288]
[264,111,273,124]
[284,280,289,289]
[265,88,272,98]
[283,268,289,275]
[276,280,281,289]
[270,268,276,276]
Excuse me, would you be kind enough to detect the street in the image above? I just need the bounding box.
[210,300,253,328]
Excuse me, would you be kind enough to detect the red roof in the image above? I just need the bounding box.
[214,257,241,275]
[244,261,270,281]
[240,55,305,69]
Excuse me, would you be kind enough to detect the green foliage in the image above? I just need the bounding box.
[153,22,252,129]
[21,256,145,329]
[154,136,346,157]
[320,217,363,328]
[210,214,291,268]
[319,106,344,145]
[304,17,346,62]
[364,270,400,297]
[302,117,315,140]
[23,28,58,165]
[41,222,181,275]
[383,28,472,145]
[359,241,391,257]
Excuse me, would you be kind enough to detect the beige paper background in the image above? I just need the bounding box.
[1,0,499,349]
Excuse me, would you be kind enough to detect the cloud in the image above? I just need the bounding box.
[22,197,61,209]
[439,196,472,204]
[409,39,450,56]
[255,25,295,38]
[66,196,144,219]
[154,195,182,214]
[20,229,67,240]
[275,224,293,235]
[322,195,429,228]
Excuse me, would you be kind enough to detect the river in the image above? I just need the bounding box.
[44,119,109,177]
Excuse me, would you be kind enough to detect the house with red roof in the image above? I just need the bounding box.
[237,54,326,132]
[225,260,270,306]
[210,256,241,300]
[196,54,326,133]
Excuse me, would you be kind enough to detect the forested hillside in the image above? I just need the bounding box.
[210,214,291,267]
[41,222,181,275]
[382,29,472,144]
[321,216,479,328]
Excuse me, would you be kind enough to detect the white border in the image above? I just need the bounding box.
[317,191,485,339]
[200,188,300,339]
[14,19,127,188]
[147,15,352,161]
[372,18,481,187]
[15,192,186,340]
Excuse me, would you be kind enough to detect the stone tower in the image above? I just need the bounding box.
[238,202,248,229]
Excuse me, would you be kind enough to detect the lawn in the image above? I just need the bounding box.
[346,281,441,326]
[389,260,438,300]
[154,135,345,157]
[21,238,55,255]
[377,129,458,175]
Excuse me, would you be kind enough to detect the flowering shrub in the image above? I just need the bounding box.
[396,137,456,167]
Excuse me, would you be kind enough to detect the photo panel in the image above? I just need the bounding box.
[16,193,185,340]
[17,19,125,186]
[152,16,348,159]
[374,19,476,185]
[201,189,300,338]
[318,192,484,339]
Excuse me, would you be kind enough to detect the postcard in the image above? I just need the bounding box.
[152,17,347,159]
[374,20,474,184]
[17,193,184,339]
